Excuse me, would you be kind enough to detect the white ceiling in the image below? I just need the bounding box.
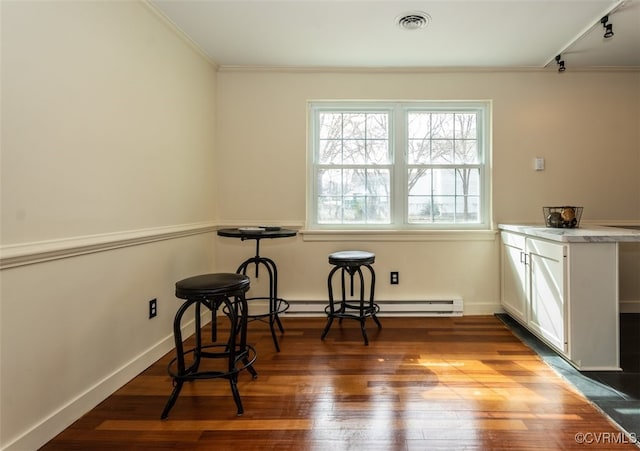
[149,0,640,70]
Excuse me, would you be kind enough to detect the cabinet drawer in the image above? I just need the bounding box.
[501,231,525,249]
[527,237,566,261]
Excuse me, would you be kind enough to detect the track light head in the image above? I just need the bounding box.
[601,15,614,38]
[555,55,566,73]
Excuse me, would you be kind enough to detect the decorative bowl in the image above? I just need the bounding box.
[543,206,583,228]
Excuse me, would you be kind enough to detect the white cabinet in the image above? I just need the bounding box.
[500,232,527,323]
[501,232,567,352]
[500,229,620,371]
[526,237,566,353]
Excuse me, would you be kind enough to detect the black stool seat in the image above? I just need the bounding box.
[322,250,381,345]
[161,273,257,419]
[176,273,250,299]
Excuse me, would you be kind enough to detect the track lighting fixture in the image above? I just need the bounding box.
[547,7,619,70]
[601,15,614,38]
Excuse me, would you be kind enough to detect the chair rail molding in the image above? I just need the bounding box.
[0,222,218,270]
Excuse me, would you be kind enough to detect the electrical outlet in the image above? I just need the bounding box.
[390,271,399,285]
[149,298,157,319]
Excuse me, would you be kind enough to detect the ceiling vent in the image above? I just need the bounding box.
[397,12,431,30]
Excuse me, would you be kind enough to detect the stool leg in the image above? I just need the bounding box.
[265,257,285,334]
[222,296,244,416]
[355,267,369,345]
[274,313,285,333]
[270,321,281,352]
[161,380,184,420]
[161,299,195,419]
[322,265,341,340]
[264,260,282,352]
[336,267,348,325]
[340,267,348,317]
[360,322,369,345]
[190,301,202,373]
[366,264,382,330]
[349,267,355,297]
[321,316,334,341]
[230,376,244,416]
[244,357,259,379]
[236,292,258,379]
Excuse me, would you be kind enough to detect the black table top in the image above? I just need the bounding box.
[217,228,297,240]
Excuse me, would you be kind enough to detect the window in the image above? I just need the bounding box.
[308,101,491,230]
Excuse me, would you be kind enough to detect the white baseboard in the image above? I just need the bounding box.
[3,317,204,451]
[462,302,503,316]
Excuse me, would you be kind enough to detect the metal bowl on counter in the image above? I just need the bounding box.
[543,206,583,228]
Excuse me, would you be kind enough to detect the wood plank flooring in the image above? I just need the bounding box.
[41,316,638,450]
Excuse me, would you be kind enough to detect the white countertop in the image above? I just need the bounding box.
[498,224,640,243]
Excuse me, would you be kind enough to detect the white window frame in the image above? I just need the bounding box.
[307,101,492,231]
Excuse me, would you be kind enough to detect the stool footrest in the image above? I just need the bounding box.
[167,344,257,381]
[246,298,290,320]
[324,303,380,319]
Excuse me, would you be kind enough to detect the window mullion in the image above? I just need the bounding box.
[393,105,405,226]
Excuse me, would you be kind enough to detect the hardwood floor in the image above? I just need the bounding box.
[41,316,638,450]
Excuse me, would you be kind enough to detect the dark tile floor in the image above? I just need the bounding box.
[497,313,640,438]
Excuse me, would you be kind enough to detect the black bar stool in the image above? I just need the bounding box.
[161,273,258,419]
[321,251,382,345]
[217,228,297,352]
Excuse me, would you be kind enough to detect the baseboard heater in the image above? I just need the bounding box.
[287,299,463,317]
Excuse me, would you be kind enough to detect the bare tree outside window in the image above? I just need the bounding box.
[408,112,480,224]
[317,112,391,224]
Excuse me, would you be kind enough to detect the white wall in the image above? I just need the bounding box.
[214,69,640,309]
[1,1,218,243]
[0,2,218,449]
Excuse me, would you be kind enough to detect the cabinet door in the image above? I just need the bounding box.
[527,238,567,353]
[500,232,527,323]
